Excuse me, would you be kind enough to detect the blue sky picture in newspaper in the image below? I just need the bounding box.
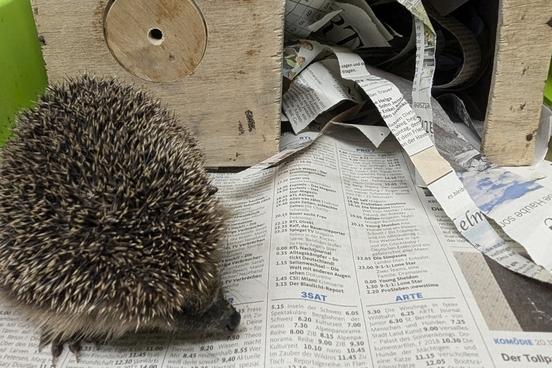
[459,170,543,214]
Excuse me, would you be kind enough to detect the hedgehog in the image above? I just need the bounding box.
[0,75,240,361]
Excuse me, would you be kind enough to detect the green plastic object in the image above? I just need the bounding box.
[0,0,47,147]
[545,58,552,107]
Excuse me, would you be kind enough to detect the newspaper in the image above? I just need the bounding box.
[276,37,552,283]
[365,65,552,269]
[280,124,390,151]
[334,50,552,282]
[282,58,362,133]
[284,0,391,48]
[396,0,436,140]
[425,100,552,270]
[340,0,393,41]
[426,5,482,90]
[539,160,552,189]
[436,94,482,147]
[410,17,435,138]
[284,0,336,37]
[3,132,552,367]
[243,121,390,175]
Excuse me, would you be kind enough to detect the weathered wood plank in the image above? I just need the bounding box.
[32,0,284,167]
[482,0,552,166]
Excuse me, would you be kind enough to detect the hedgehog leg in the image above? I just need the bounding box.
[51,340,64,366]
[68,340,82,363]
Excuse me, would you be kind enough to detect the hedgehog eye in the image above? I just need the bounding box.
[208,185,218,196]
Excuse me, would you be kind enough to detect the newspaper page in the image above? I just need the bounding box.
[2,132,552,368]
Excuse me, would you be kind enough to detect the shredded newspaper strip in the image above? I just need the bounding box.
[426,5,482,90]
[396,0,436,139]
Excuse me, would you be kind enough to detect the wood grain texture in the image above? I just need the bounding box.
[105,0,207,82]
[482,0,552,166]
[32,0,284,167]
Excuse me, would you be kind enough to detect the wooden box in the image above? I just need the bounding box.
[31,0,285,167]
[481,0,552,166]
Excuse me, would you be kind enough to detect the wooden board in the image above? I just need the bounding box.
[31,0,284,167]
[482,0,552,166]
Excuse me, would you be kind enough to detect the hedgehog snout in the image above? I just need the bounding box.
[175,292,241,334]
[208,296,241,333]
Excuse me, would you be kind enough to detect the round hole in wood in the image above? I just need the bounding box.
[104,0,208,82]
[148,28,164,45]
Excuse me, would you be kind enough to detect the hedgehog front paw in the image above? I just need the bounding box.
[68,341,82,362]
[39,335,83,366]
[51,340,65,365]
